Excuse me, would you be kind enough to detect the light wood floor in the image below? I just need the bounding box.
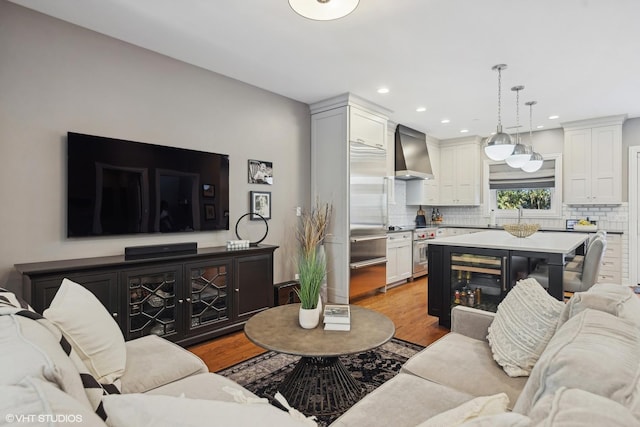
[188,277,450,372]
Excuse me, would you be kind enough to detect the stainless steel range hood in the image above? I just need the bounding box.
[394,124,434,180]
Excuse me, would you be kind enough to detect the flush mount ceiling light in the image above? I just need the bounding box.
[522,101,544,173]
[505,85,532,168]
[484,64,514,161]
[289,0,359,20]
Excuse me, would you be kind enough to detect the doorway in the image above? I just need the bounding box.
[629,147,640,285]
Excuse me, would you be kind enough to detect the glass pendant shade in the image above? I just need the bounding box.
[289,0,359,20]
[522,151,544,172]
[521,100,542,172]
[505,142,531,168]
[484,126,514,160]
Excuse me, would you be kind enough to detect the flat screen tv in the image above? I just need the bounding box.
[67,132,230,237]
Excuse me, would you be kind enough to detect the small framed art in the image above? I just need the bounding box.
[248,160,273,185]
[202,184,215,198]
[204,204,216,220]
[250,191,271,220]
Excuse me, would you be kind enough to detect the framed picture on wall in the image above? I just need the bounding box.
[204,204,216,220]
[202,184,215,198]
[248,160,273,185]
[250,191,271,220]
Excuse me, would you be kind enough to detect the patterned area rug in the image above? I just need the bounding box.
[217,338,423,426]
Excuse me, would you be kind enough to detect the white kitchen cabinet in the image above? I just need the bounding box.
[598,233,622,283]
[563,116,625,205]
[386,232,412,285]
[438,137,481,205]
[350,107,386,149]
[310,94,390,303]
[406,136,440,205]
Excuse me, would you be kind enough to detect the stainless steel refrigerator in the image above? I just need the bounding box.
[349,141,388,299]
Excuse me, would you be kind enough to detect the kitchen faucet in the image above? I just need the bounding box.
[518,206,523,224]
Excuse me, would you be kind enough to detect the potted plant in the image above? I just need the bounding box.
[295,201,332,328]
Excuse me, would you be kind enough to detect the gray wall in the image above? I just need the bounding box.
[0,1,311,294]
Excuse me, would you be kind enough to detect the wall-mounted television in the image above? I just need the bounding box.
[67,132,230,237]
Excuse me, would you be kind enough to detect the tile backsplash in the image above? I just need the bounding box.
[387,178,629,283]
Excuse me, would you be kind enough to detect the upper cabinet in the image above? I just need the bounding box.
[438,137,482,205]
[563,115,626,205]
[350,107,386,149]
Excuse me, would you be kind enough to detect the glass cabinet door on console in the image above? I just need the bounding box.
[187,260,232,334]
[125,267,180,340]
[449,249,509,314]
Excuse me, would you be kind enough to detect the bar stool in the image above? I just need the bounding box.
[528,236,606,293]
[565,231,607,272]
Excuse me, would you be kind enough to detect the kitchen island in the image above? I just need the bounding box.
[427,230,589,327]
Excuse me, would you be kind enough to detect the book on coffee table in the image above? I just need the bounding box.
[323,304,350,324]
[324,322,350,331]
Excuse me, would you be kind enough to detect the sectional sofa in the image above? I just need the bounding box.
[0,280,314,427]
[3,278,640,426]
[333,281,640,426]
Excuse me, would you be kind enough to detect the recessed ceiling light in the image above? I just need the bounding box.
[460,129,469,133]
[548,115,559,120]
[416,107,426,112]
[441,119,450,124]
[377,87,389,94]
[536,125,545,129]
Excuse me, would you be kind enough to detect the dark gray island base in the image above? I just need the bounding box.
[427,231,588,327]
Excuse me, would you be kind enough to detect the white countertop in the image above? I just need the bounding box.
[430,230,588,254]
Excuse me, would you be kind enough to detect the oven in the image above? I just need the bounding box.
[413,228,436,278]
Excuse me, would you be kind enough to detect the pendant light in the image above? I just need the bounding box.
[505,85,531,168]
[521,101,544,172]
[484,64,514,161]
[289,0,359,21]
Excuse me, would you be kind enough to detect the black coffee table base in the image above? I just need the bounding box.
[277,356,365,416]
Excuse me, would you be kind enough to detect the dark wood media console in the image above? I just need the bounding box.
[15,245,278,347]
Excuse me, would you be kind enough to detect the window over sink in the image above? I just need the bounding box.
[483,153,563,218]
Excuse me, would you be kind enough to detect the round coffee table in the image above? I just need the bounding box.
[244,304,395,416]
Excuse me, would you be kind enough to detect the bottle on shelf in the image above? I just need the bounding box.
[431,208,437,223]
[475,288,482,306]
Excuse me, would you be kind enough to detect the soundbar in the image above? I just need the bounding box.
[125,242,198,260]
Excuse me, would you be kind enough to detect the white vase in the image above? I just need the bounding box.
[299,305,320,329]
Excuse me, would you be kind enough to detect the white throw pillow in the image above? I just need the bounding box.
[102,392,317,427]
[416,393,510,427]
[487,278,564,377]
[529,387,640,427]
[0,376,104,427]
[557,283,640,330]
[44,278,126,385]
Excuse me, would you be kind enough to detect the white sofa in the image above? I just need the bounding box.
[332,282,640,426]
[0,282,313,427]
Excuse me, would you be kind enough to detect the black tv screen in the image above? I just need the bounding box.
[67,132,230,237]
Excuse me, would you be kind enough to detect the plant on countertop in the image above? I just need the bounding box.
[295,201,332,310]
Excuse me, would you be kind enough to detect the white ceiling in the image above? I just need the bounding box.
[9,0,640,140]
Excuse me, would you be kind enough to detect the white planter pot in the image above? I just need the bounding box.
[299,305,320,329]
